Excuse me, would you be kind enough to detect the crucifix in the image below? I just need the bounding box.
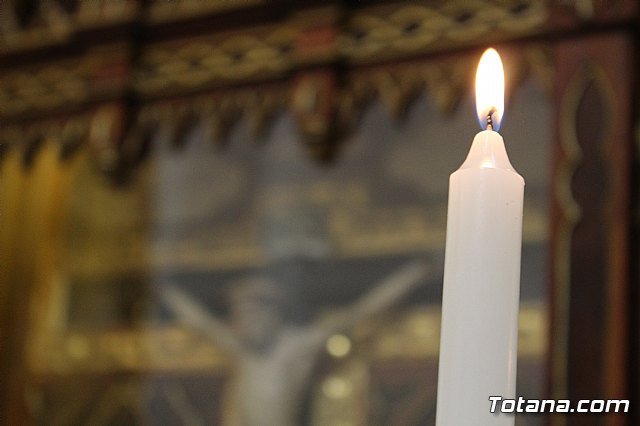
[161,261,432,426]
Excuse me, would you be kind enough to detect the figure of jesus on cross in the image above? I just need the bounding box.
[162,261,431,426]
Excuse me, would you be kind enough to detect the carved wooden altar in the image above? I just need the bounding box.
[1,1,638,425]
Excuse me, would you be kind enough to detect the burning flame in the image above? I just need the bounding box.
[475,48,505,131]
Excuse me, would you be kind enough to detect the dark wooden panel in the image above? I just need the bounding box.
[551,31,633,426]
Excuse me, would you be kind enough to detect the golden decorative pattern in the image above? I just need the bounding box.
[0,61,91,117]
[0,45,552,170]
[0,2,554,122]
[135,26,299,95]
[0,1,553,168]
[134,3,550,96]
[341,1,547,63]
[0,0,268,53]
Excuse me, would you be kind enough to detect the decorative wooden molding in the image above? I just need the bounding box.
[0,43,553,180]
[339,1,548,64]
[3,0,636,59]
[0,58,93,117]
[551,32,632,426]
[4,0,633,174]
[1,1,557,111]
[134,25,300,97]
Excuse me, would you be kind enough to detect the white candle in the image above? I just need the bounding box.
[436,49,524,426]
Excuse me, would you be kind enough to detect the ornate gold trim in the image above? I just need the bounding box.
[0,45,553,170]
[134,25,300,96]
[340,1,547,64]
[1,1,549,55]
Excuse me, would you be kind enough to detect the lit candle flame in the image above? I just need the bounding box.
[475,48,505,131]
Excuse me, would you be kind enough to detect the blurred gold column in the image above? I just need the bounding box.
[0,141,81,424]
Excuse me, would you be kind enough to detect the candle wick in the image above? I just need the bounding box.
[486,107,497,131]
